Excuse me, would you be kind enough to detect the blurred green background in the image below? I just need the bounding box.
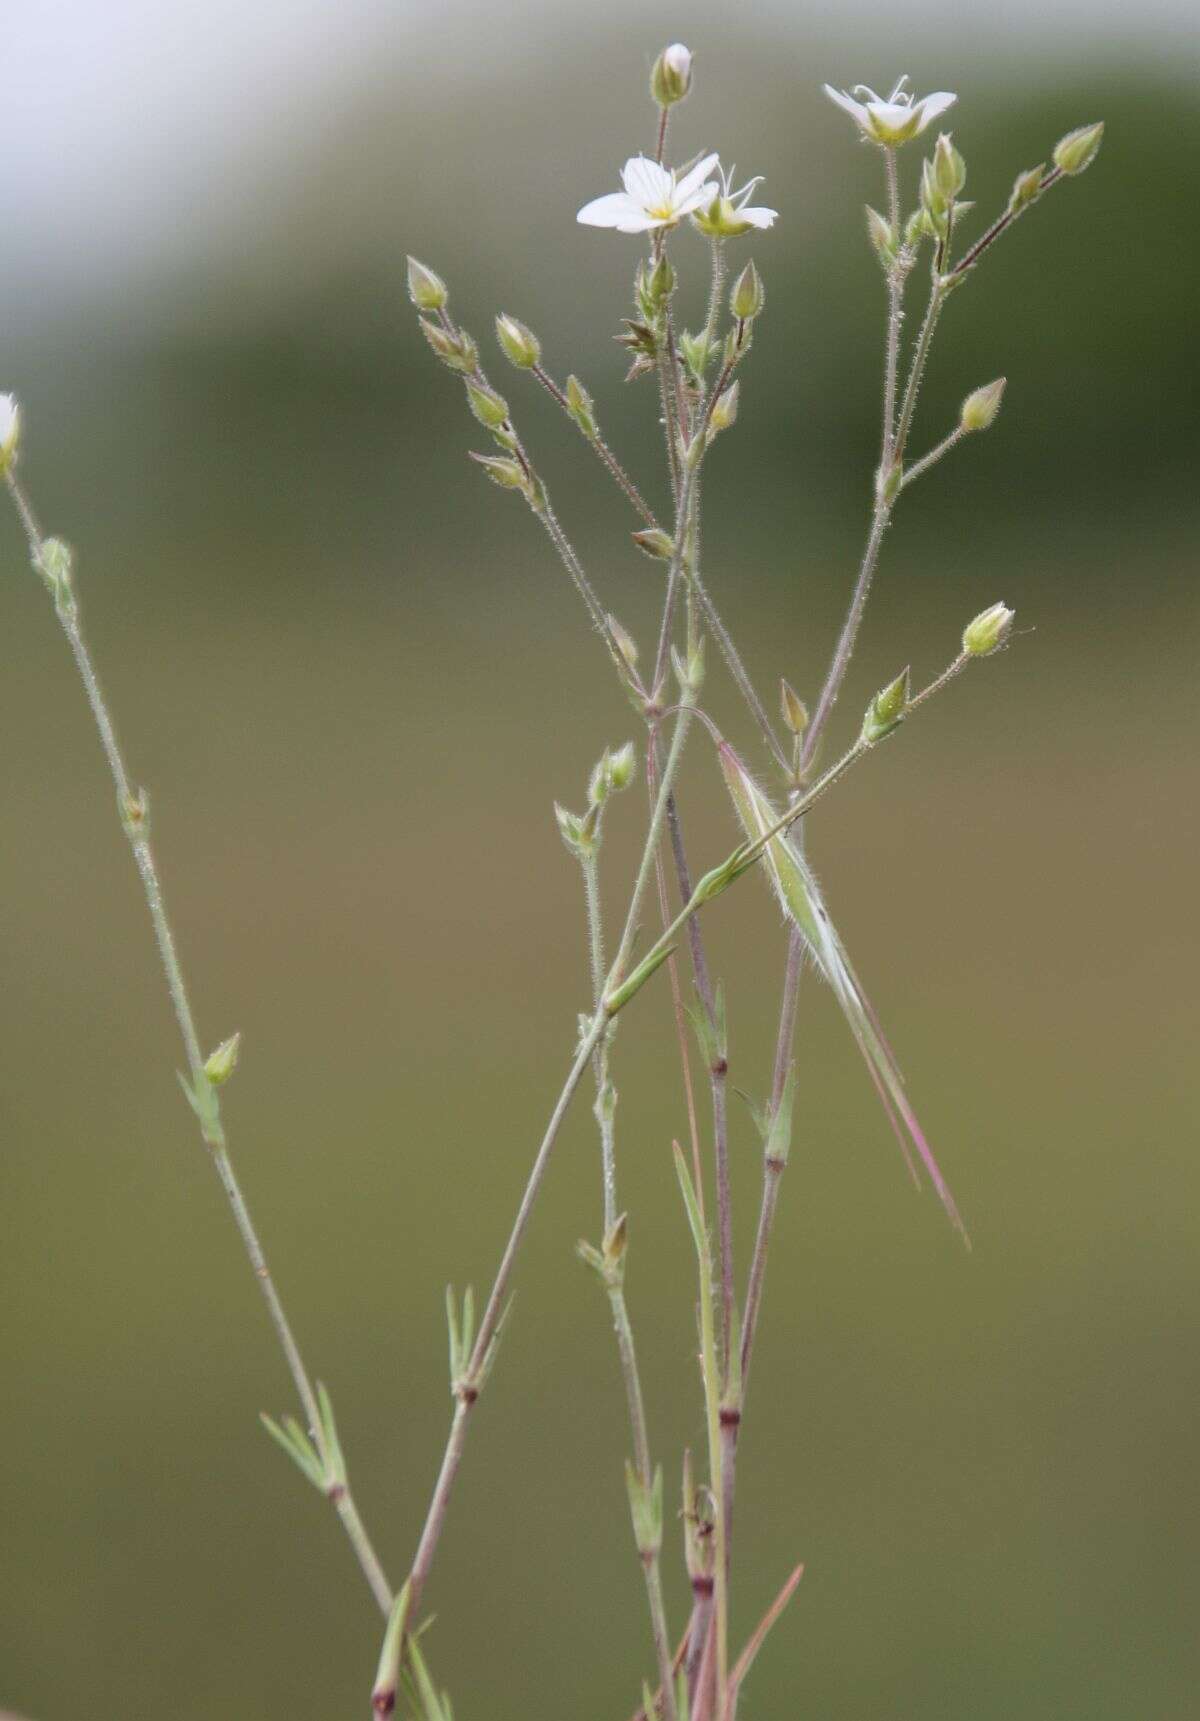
[2,3,1198,1717]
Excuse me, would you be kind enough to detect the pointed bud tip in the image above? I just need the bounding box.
[494,313,541,369]
[1053,122,1104,176]
[406,256,447,312]
[960,377,1006,433]
[962,601,1015,657]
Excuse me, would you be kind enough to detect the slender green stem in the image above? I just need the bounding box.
[799,505,889,771]
[882,148,902,461]
[4,466,393,1618]
[893,276,946,467]
[581,850,618,1233]
[901,425,965,489]
[610,702,696,988]
[531,364,661,528]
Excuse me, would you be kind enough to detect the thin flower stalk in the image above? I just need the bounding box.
[2,467,394,1618]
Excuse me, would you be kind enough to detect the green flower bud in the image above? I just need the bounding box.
[565,374,598,440]
[679,329,712,383]
[1053,122,1104,177]
[465,379,510,429]
[204,1032,241,1087]
[962,601,1015,657]
[708,380,739,435]
[780,678,808,736]
[647,253,675,305]
[1008,165,1045,213]
[469,451,527,492]
[729,260,764,321]
[419,318,477,372]
[865,205,898,263]
[606,742,636,793]
[554,802,586,854]
[406,257,447,312]
[494,312,541,369]
[960,377,1006,433]
[607,613,639,672]
[862,667,911,744]
[650,42,692,107]
[0,393,20,472]
[631,528,676,561]
[932,132,967,201]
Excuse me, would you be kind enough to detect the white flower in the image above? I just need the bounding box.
[0,393,20,469]
[692,163,778,238]
[823,76,956,146]
[577,153,721,234]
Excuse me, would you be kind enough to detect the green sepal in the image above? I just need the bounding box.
[315,1381,347,1490]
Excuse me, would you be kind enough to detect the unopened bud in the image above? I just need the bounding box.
[1052,122,1104,177]
[494,313,541,369]
[865,205,897,263]
[960,377,1006,433]
[932,133,967,201]
[0,392,20,471]
[607,614,639,671]
[862,667,911,744]
[420,318,477,373]
[606,742,636,792]
[651,42,693,107]
[406,257,447,312]
[204,1032,241,1087]
[780,678,808,736]
[962,601,1015,657]
[1008,164,1044,213]
[465,379,510,429]
[469,452,527,491]
[729,260,764,321]
[631,528,676,561]
[555,802,586,854]
[920,157,948,229]
[708,380,739,435]
[565,375,598,440]
[647,253,675,305]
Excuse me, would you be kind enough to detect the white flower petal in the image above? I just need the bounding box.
[914,91,957,129]
[615,211,669,233]
[739,206,778,229]
[621,156,672,208]
[675,180,720,219]
[674,152,721,204]
[577,191,643,227]
[868,99,913,133]
[823,85,868,125]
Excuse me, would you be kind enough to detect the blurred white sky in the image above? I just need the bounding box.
[4,0,1193,338]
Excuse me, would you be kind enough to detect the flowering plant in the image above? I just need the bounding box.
[3,39,1102,1721]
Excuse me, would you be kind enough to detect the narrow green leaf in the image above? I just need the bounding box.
[372,1580,412,1717]
[259,1413,323,1490]
[316,1381,346,1488]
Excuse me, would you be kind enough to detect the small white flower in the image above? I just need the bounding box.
[692,163,779,238]
[823,76,956,146]
[0,392,20,469]
[577,153,721,234]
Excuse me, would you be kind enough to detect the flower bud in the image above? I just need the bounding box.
[607,613,639,671]
[555,802,586,854]
[1052,122,1104,177]
[960,377,1006,433]
[465,379,510,429]
[932,133,967,201]
[631,527,675,561]
[651,42,692,107]
[920,157,948,229]
[406,257,447,312]
[962,601,1015,657]
[729,260,764,321]
[420,318,477,373]
[204,1032,241,1087]
[780,678,808,736]
[469,451,527,491]
[565,375,598,440]
[647,253,675,305]
[708,380,739,435]
[1007,164,1044,213]
[494,312,541,369]
[865,205,897,264]
[606,742,636,793]
[679,329,712,383]
[862,667,911,744]
[0,392,20,472]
